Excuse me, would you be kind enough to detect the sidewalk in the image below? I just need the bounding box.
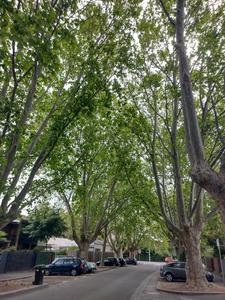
[0,270,33,282]
[0,265,115,282]
[0,266,117,298]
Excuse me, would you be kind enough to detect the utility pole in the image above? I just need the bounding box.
[216,239,225,286]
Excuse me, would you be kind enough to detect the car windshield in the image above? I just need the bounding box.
[52,258,61,264]
[52,259,64,265]
[52,258,80,264]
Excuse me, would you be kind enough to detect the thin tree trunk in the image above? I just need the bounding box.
[15,221,22,250]
[101,225,108,266]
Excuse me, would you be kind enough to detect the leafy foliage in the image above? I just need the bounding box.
[24,204,66,243]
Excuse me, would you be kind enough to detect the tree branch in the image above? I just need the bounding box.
[158,0,176,26]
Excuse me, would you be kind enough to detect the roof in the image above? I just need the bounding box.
[41,237,77,249]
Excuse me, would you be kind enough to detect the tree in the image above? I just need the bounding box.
[24,203,66,248]
[116,3,217,288]
[0,0,141,228]
[106,152,166,258]
[42,107,139,259]
[114,0,225,289]
[172,0,225,237]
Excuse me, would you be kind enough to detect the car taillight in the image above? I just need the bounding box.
[81,263,84,269]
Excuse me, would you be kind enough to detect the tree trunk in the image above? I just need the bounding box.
[78,240,90,260]
[101,225,108,266]
[129,249,135,258]
[15,221,22,250]
[191,164,225,237]
[182,228,209,289]
[120,249,123,258]
[113,250,120,258]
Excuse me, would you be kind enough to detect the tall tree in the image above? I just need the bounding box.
[43,108,137,259]
[119,2,219,287]
[0,0,141,228]
[172,0,225,236]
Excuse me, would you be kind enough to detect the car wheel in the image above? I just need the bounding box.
[71,269,77,276]
[165,273,173,282]
[45,269,51,276]
[207,276,213,282]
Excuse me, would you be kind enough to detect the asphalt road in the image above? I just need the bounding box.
[5,262,225,300]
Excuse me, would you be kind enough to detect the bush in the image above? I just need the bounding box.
[55,249,67,256]
[3,246,17,252]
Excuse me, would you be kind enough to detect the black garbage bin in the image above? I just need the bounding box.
[33,265,45,285]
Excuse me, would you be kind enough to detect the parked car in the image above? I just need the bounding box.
[44,257,86,276]
[96,257,120,266]
[160,262,214,282]
[118,258,126,266]
[107,257,120,266]
[96,259,111,266]
[86,261,97,273]
[80,258,90,274]
[125,258,137,265]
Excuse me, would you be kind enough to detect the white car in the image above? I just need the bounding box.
[87,262,97,273]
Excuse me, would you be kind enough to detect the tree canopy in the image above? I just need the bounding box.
[1,0,225,290]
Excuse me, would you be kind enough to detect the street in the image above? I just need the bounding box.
[5,263,225,300]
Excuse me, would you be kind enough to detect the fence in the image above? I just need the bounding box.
[204,257,225,274]
[0,250,54,273]
[0,249,119,273]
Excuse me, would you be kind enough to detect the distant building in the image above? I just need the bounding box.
[40,237,112,253]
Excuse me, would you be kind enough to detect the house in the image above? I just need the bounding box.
[43,237,112,253]
[1,220,37,250]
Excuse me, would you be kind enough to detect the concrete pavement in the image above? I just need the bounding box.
[0,270,33,282]
[3,264,158,300]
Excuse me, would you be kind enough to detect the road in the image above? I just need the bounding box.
[5,262,225,300]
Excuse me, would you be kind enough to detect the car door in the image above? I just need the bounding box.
[51,259,64,274]
[173,262,186,280]
[62,259,74,274]
[180,262,187,280]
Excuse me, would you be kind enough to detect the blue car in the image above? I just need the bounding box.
[125,258,137,265]
[44,257,86,276]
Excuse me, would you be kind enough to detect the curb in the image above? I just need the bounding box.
[156,281,225,295]
[0,283,48,298]
[130,271,159,300]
